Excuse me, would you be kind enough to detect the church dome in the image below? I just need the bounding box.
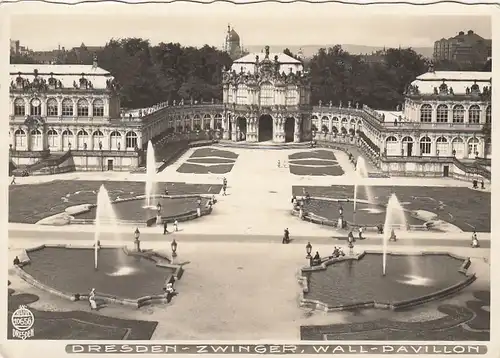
[228,28,240,42]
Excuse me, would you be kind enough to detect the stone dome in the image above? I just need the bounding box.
[228,28,240,42]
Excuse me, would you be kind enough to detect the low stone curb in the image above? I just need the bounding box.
[14,243,185,309]
[298,251,476,312]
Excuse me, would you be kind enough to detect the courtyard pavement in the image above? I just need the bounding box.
[8,146,491,340]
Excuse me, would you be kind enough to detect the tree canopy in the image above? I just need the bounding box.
[11,39,490,111]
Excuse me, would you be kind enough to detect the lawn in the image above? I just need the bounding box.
[9,180,221,224]
[176,163,234,174]
[293,185,491,232]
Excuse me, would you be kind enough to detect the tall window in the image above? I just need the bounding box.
[260,82,274,106]
[47,129,58,150]
[14,98,25,116]
[215,114,223,130]
[436,136,448,156]
[77,130,89,149]
[486,105,491,124]
[420,136,432,155]
[93,99,104,117]
[468,105,480,124]
[47,98,58,116]
[436,104,449,123]
[62,98,74,116]
[125,131,138,149]
[30,98,42,116]
[385,136,398,156]
[321,116,329,132]
[110,131,121,150]
[285,87,297,106]
[93,130,104,150]
[14,129,26,148]
[236,85,247,105]
[77,99,89,117]
[62,129,73,150]
[420,104,432,122]
[203,114,212,130]
[193,115,201,130]
[452,105,464,123]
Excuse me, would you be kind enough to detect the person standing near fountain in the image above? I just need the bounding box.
[389,229,397,242]
[471,231,480,248]
[358,226,364,240]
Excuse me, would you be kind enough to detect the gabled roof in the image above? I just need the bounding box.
[410,71,491,95]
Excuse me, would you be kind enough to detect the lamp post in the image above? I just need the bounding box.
[171,239,178,259]
[134,228,141,252]
[338,205,344,229]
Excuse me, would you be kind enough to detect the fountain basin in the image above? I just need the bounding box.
[299,251,475,311]
[69,194,213,226]
[293,197,428,230]
[14,244,184,308]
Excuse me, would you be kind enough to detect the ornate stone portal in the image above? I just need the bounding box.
[221,46,312,143]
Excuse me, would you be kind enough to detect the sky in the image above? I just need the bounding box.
[10,12,491,51]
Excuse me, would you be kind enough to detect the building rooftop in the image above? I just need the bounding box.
[410,71,491,95]
[375,110,404,123]
[10,64,113,90]
[234,52,302,64]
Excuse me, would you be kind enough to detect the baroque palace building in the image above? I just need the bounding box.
[221,46,312,143]
[9,51,491,178]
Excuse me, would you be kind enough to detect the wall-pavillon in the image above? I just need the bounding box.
[221,46,312,143]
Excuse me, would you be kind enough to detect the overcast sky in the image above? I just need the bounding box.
[11,11,491,51]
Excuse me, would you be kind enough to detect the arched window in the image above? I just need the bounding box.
[451,105,464,123]
[468,137,480,158]
[260,82,274,106]
[419,136,432,155]
[47,98,58,116]
[341,118,348,126]
[92,130,104,150]
[62,98,74,116]
[110,131,121,150]
[436,104,449,123]
[215,114,223,130]
[93,99,104,117]
[77,99,89,117]
[193,114,201,130]
[47,129,58,150]
[467,105,480,124]
[436,136,449,156]
[14,98,25,116]
[321,116,329,132]
[203,114,212,130]
[30,98,41,116]
[77,130,89,149]
[29,129,42,150]
[125,131,138,149]
[62,129,73,150]
[420,104,432,122]
[486,105,491,124]
[14,129,26,148]
[452,137,464,159]
[385,136,399,156]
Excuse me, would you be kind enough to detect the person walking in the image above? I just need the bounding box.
[174,220,178,232]
[163,221,168,235]
[358,226,364,240]
[10,175,16,185]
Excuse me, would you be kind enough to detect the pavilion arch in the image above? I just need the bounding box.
[401,136,415,157]
[92,130,104,150]
[29,128,42,150]
[14,129,27,149]
[76,129,90,149]
[385,136,399,156]
[436,136,449,156]
[109,131,122,150]
[62,129,73,150]
[47,129,58,150]
[214,113,223,130]
[451,137,465,159]
[341,118,348,126]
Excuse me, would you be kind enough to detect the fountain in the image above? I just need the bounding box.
[353,156,375,225]
[382,193,408,276]
[145,140,157,208]
[94,185,131,274]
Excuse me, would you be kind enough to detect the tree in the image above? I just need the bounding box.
[10,53,39,64]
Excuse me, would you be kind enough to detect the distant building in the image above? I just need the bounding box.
[10,40,31,56]
[224,25,245,60]
[360,49,387,65]
[433,30,492,65]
